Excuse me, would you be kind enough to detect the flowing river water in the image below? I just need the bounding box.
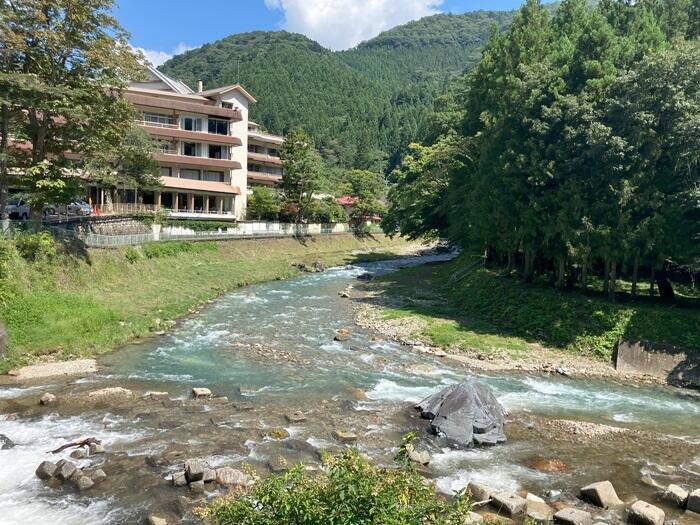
[1,253,699,524]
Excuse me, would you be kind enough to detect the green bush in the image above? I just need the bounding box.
[204,445,471,525]
[0,239,18,304]
[141,240,217,259]
[14,232,57,263]
[124,246,141,264]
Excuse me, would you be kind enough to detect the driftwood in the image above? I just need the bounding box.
[49,437,101,454]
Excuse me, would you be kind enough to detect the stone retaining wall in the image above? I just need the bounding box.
[614,339,700,387]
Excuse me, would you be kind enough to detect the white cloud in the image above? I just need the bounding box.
[264,0,444,50]
[132,43,196,67]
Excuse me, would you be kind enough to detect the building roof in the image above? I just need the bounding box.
[337,195,359,206]
[147,65,195,95]
[197,84,257,103]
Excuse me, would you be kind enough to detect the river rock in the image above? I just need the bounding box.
[405,443,430,465]
[554,508,592,525]
[39,393,57,406]
[415,379,506,448]
[332,430,358,443]
[464,511,484,524]
[491,491,527,517]
[628,500,665,525]
[202,468,216,483]
[334,328,350,342]
[527,500,554,523]
[660,484,688,507]
[285,411,307,423]
[189,480,205,493]
[580,480,623,508]
[184,459,207,482]
[0,433,15,449]
[70,447,87,459]
[54,459,77,481]
[527,493,546,504]
[89,442,106,455]
[191,387,212,399]
[265,427,290,440]
[467,481,495,502]
[36,460,57,480]
[687,489,700,513]
[357,272,373,281]
[91,469,107,484]
[215,467,250,487]
[88,387,134,400]
[172,471,187,487]
[76,475,94,491]
[148,516,168,525]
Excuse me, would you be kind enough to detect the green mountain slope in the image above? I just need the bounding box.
[159,10,517,171]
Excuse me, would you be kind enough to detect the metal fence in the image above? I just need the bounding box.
[0,219,382,248]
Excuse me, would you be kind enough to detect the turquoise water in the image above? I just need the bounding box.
[1,254,699,524]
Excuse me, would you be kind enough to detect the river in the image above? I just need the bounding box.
[1,253,699,524]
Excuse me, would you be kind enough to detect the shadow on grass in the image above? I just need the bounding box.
[352,259,700,359]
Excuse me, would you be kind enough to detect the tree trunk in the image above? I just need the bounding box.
[655,267,676,302]
[0,103,9,221]
[609,261,617,303]
[649,266,655,298]
[523,248,534,282]
[507,250,514,272]
[581,261,588,291]
[556,256,566,288]
[603,257,610,295]
[631,254,639,298]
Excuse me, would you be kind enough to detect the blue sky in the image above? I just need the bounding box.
[115,0,540,65]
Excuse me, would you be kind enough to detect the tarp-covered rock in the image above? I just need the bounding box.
[415,379,506,447]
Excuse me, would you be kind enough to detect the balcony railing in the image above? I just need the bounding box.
[136,119,178,129]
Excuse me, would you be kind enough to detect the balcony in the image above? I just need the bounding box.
[247,151,283,166]
[137,121,243,146]
[248,171,282,184]
[155,152,242,170]
[125,91,242,120]
[160,175,240,195]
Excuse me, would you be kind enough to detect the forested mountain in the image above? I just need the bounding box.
[158,10,517,171]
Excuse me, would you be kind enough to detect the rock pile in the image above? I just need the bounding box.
[415,379,507,447]
[171,459,253,492]
[0,433,15,449]
[35,459,106,491]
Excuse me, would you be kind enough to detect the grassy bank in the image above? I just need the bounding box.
[372,255,700,360]
[0,233,414,374]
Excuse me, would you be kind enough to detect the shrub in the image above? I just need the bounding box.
[14,232,57,263]
[204,445,471,525]
[141,240,217,259]
[0,239,18,304]
[124,246,141,263]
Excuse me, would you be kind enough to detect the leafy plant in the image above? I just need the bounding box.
[124,246,140,263]
[141,241,217,259]
[204,447,471,525]
[14,232,57,263]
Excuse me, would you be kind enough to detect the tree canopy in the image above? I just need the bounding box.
[384,0,700,301]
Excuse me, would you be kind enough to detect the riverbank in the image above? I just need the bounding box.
[351,256,700,384]
[0,234,419,375]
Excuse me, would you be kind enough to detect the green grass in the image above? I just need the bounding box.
[0,234,413,373]
[374,255,700,359]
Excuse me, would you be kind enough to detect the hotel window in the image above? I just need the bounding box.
[180,169,201,180]
[160,167,172,178]
[203,170,225,183]
[183,142,200,157]
[143,112,174,127]
[268,148,280,157]
[181,116,202,132]
[208,118,228,135]
[221,101,234,109]
[208,144,227,159]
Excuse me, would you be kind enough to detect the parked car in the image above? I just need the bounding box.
[7,196,31,220]
[44,199,92,217]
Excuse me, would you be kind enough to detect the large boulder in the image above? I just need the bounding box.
[415,380,506,447]
[579,481,623,508]
[628,501,665,525]
[0,433,15,449]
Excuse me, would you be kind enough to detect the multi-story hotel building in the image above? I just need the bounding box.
[86,66,284,220]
